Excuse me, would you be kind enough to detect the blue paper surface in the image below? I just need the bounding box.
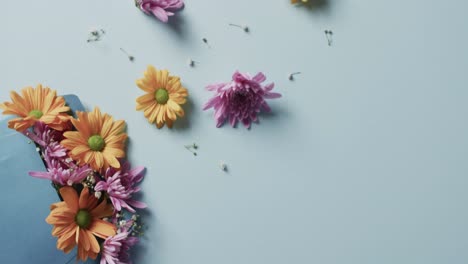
[0,95,96,264]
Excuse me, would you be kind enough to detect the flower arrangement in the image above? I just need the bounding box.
[203,71,282,128]
[0,85,146,264]
[135,0,184,23]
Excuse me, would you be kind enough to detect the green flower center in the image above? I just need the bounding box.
[155,88,169,104]
[88,135,105,151]
[75,210,92,228]
[28,110,43,119]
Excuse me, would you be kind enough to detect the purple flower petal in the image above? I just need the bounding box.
[206,83,225,91]
[229,115,236,127]
[203,96,221,110]
[152,6,169,22]
[264,92,282,99]
[128,200,147,209]
[261,101,271,112]
[252,72,266,83]
[264,83,275,92]
[28,171,51,180]
[216,117,225,128]
[214,103,226,120]
[242,118,251,128]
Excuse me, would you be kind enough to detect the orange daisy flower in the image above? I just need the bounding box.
[136,65,188,128]
[61,107,127,171]
[0,84,70,132]
[46,187,116,261]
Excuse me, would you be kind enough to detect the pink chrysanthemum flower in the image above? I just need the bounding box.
[95,161,146,213]
[23,121,67,158]
[100,220,139,264]
[23,121,63,148]
[29,155,93,186]
[203,71,282,128]
[136,0,184,23]
[25,121,91,185]
[44,142,67,158]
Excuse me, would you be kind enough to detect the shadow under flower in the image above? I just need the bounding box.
[166,13,189,40]
[172,96,194,131]
[129,207,153,264]
[141,5,189,40]
[257,102,290,125]
[297,0,332,15]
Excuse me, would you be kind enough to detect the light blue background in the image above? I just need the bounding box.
[1,0,468,263]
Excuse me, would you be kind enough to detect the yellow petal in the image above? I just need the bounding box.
[143,103,157,118]
[63,131,87,145]
[157,105,166,124]
[88,219,116,239]
[71,145,91,156]
[136,93,155,105]
[136,79,155,93]
[103,152,121,168]
[79,228,91,251]
[78,187,91,209]
[95,152,104,168]
[168,100,184,117]
[160,69,169,87]
[100,116,114,139]
[104,147,125,158]
[88,231,100,253]
[59,187,79,213]
[149,104,160,123]
[91,200,114,219]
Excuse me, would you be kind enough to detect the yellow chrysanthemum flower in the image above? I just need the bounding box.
[61,107,127,171]
[0,84,70,132]
[46,187,115,261]
[136,65,188,129]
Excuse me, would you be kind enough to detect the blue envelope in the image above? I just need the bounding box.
[0,95,97,264]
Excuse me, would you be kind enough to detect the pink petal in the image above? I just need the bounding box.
[233,71,251,82]
[252,72,266,83]
[261,102,271,112]
[264,92,282,99]
[128,200,147,209]
[152,6,169,22]
[214,104,226,120]
[28,171,51,180]
[264,83,275,92]
[129,166,145,177]
[242,118,251,128]
[216,118,225,128]
[203,97,221,110]
[206,83,226,91]
[229,115,237,127]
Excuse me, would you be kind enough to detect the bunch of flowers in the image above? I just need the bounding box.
[0,85,146,264]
